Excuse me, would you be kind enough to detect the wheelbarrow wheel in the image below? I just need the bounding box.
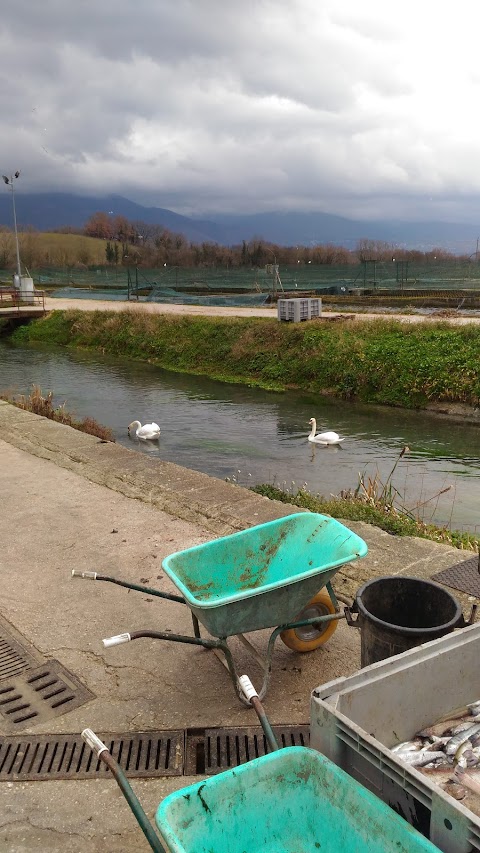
[280,591,338,652]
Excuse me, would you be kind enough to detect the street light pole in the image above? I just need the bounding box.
[2,171,21,281]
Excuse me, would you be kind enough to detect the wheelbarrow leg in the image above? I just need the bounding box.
[215,632,281,705]
[251,612,345,703]
[191,612,201,639]
[82,730,166,853]
[325,579,339,609]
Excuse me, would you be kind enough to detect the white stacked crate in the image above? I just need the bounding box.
[277,297,322,322]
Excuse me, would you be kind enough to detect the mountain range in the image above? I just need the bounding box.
[0,191,478,254]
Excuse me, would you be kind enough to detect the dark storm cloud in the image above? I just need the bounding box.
[2,0,480,222]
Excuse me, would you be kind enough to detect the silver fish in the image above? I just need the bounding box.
[418,719,472,738]
[469,746,480,760]
[451,720,480,736]
[458,749,480,769]
[446,723,480,756]
[459,747,480,768]
[426,737,450,750]
[397,749,446,768]
[456,742,475,768]
[391,738,423,754]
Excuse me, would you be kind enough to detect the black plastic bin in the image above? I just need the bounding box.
[354,575,464,667]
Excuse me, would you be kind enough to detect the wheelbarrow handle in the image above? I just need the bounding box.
[238,675,280,753]
[72,570,98,580]
[81,729,166,853]
[103,633,131,647]
[82,728,108,757]
[71,570,185,604]
[238,674,257,701]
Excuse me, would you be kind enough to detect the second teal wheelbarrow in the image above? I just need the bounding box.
[72,512,368,704]
[81,676,441,853]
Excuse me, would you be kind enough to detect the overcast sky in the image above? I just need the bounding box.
[2,1,480,222]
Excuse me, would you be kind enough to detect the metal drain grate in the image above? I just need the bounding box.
[0,615,44,682]
[432,556,480,598]
[0,725,309,781]
[0,660,94,732]
[187,724,310,775]
[0,730,184,781]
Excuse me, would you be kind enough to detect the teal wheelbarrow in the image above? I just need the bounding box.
[81,676,441,853]
[73,512,368,704]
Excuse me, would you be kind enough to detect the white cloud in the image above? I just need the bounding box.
[2,0,480,222]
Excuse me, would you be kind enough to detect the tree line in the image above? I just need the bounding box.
[0,209,468,271]
[81,211,461,267]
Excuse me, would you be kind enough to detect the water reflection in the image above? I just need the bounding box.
[0,339,479,532]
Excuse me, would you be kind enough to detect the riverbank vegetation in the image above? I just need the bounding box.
[1,385,115,441]
[6,308,480,410]
[252,483,480,552]
[254,446,480,552]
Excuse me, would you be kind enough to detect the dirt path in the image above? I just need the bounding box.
[43,296,480,324]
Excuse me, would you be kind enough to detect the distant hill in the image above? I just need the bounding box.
[0,191,478,253]
[0,193,223,244]
[208,211,479,254]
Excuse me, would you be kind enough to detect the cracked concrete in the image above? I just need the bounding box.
[0,400,476,851]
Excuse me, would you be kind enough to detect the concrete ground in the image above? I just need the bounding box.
[0,400,476,851]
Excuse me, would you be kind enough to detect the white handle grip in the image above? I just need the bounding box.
[72,570,97,580]
[239,674,258,701]
[103,633,131,647]
[81,728,108,757]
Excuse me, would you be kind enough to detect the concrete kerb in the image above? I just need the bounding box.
[0,401,296,535]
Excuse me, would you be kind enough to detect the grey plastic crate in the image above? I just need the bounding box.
[310,623,480,853]
[277,297,322,322]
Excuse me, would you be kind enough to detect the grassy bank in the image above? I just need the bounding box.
[0,385,115,441]
[6,308,480,409]
[252,485,480,552]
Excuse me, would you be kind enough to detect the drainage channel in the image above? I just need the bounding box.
[0,724,310,781]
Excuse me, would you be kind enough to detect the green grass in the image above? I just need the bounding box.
[7,309,480,408]
[252,484,480,552]
[3,232,110,269]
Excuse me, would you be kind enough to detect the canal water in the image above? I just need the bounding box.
[1,339,479,533]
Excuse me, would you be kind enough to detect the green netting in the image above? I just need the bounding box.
[2,261,480,294]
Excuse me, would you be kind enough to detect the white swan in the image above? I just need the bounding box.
[127,420,161,441]
[308,417,344,446]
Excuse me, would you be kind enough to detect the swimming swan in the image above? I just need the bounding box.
[128,420,161,440]
[308,418,344,446]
